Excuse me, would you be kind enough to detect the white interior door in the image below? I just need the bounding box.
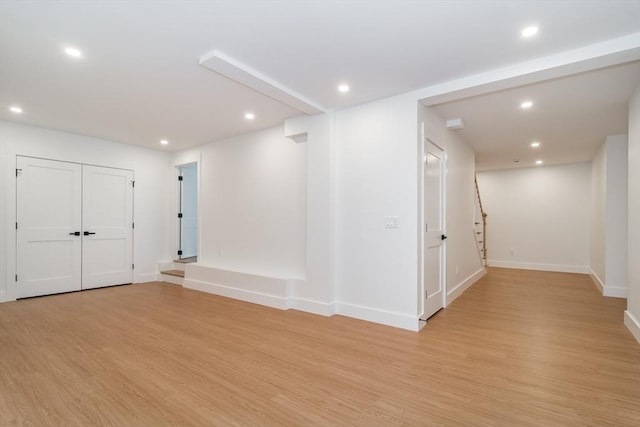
[16,157,82,298]
[82,165,134,289]
[179,163,198,259]
[423,139,446,319]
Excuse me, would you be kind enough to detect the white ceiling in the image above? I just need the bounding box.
[0,1,639,154]
[434,61,640,171]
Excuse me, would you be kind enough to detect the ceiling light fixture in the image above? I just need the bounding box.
[520,100,534,109]
[338,84,350,93]
[530,141,541,148]
[9,106,23,113]
[245,112,255,120]
[521,26,539,38]
[64,46,83,58]
[535,160,543,165]
[160,139,169,145]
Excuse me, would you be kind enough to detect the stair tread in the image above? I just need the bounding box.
[174,256,197,264]
[161,269,185,278]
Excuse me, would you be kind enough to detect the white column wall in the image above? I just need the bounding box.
[625,84,640,342]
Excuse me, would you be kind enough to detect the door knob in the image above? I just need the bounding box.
[441,234,447,240]
[83,231,96,236]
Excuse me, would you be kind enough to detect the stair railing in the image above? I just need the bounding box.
[474,175,488,266]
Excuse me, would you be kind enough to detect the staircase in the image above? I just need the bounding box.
[474,176,488,266]
[160,256,197,285]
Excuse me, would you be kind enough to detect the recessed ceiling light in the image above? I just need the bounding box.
[245,112,255,120]
[64,46,83,58]
[530,141,541,148]
[521,26,539,38]
[338,84,350,93]
[535,160,543,165]
[9,106,23,113]
[160,139,169,145]
[520,100,534,109]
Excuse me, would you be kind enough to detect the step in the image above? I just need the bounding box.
[160,269,185,286]
[161,269,185,278]
[174,256,197,264]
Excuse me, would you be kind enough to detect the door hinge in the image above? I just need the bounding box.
[425,290,428,299]
[178,176,183,181]
[15,274,18,282]
[131,180,135,187]
[16,168,22,177]
[16,222,18,230]
[132,222,135,229]
[177,213,183,218]
[132,264,135,270]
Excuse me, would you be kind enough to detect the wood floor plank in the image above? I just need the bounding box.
[1,267,638,425]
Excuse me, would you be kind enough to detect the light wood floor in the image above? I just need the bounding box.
[1,268,638,426]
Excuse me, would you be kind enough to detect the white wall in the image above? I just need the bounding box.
[625,84,640,342]
[477,162,591,273]
[0,120,171,302]
[589,135,628,297]
[334,93,421,329]
[422,107,485,305]
[590,143,607,285]
[605,136,628,296]
[197,126,307,278]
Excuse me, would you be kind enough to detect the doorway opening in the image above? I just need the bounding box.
[176,162,198,262]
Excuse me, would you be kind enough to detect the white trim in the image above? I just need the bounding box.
[184,278,289,310]
[0,290,5,303]
[288,297,336,316]
[446,267,486,305]
[487,260,588,274]
[602,287,627,299]
[134,272,159,283]
[588,268,626,298]
[335,302,421,331]
[589,268,605,294]
[624,311,640,344]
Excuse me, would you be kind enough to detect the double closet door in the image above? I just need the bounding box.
[16,156,134,299]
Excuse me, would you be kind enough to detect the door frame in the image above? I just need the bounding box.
[419,127,448,321]
[172,155,201,263]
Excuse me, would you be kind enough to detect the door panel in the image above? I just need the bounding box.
[423,140,445,319]
[16,157,82,298]
[82,165,134,289]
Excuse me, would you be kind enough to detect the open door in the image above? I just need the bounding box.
[177,163,198,260]
[423,139,446,320]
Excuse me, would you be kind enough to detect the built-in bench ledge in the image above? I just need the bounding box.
[182,263,305,311]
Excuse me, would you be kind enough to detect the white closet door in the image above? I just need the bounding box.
[16,157,82,298]
[82,165,134,289]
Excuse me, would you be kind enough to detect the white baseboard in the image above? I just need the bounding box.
[488,260,588,274]
[624,310,640,344]
[603,287,627,298]
[184,278,289,310]
[180,264,420,331]
[335,302,421,331]
[288,297,336,316]
[447,267,486,305]
[134,272,159,283]
[588,268,626,298]
[0,290,5,303]
[589,269,605,293]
